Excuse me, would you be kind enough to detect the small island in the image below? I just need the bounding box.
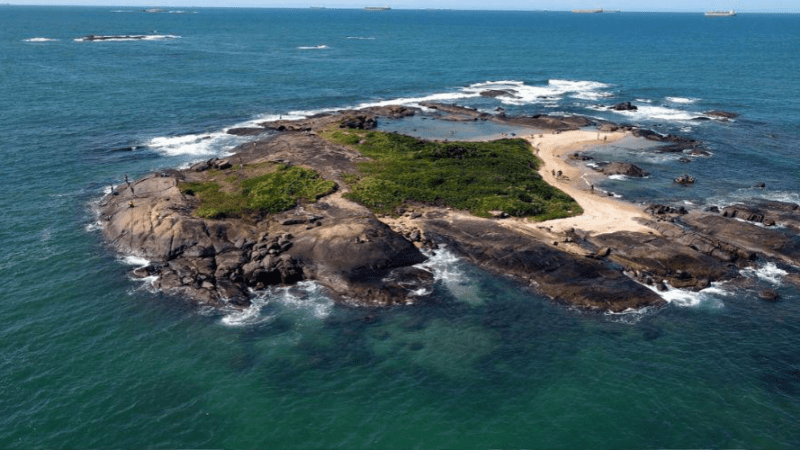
[98,105,800,312]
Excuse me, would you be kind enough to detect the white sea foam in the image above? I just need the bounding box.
[633,272,729,308]
[220,281,332,327]
[741,262,788,285]
[666,96,699,104]
[286,79,611,117]
[288,89,484,117]
[346,36,376,40]
[74,34,180,42]
[415,247,485,304]
[652,283,727,308]
[145,132,244,157]
[706,189,800,210]
[635,98,653,103]
[479,79,613,106]
[24,37,58,42]
[417,247,466,285]
[144,112,304,158]
[608,175,629,181]
[298,45,328,50]
[603,305,657,324]
[121,255,151,268]
[220,295,274,327]
[609,104,704,122]
[84,220,103,232]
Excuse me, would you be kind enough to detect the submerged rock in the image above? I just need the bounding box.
[759,289,780,302]
[705,110,740,119]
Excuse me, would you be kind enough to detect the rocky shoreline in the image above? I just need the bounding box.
[98,105,800,312]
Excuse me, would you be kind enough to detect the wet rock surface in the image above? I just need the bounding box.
[422,217,666,312]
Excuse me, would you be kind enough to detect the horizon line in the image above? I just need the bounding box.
[2,4,799,13]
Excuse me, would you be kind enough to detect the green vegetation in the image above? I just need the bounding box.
[325,129,581,220]
[180,164,336,219]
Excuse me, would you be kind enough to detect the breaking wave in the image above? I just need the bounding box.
[741,262,788,285]
[74,34,181,42]
[606,104,706,122]
[286,79,612,117]
[143,113,303,158]
[666,96,699,104]
[706,189,800,209]
[220,281,332,327]
[636,276,729,308]
[298,45,328,49]
[24,37,58,42]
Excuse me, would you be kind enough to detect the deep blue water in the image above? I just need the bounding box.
[1,6,800,448]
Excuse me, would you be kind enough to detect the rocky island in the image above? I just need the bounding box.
[98,105,800,312]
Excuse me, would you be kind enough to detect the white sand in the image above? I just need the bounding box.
[519,130,655,236]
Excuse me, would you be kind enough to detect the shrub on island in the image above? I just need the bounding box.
[179,164,336,219]
[325,129,581,220]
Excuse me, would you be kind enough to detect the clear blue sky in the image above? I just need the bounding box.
[7,0,799,13]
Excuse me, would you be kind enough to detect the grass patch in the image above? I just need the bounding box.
[180,164,336,219]
[325,129,581,220]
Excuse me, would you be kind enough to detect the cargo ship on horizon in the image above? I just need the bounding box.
[705,10,736,17]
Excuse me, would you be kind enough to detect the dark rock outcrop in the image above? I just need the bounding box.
[422,217,666,312]
[227,127,269,136]
[569,152,593,161]
[340,115,378,130]
[705,110,740,119]
[419,102,492,121]
[480,89,518,98]
[363,105,419,118]
[609,102,638,111]
[594,162,649,177]
[759,290,780,302]
[645,204,688,216]
[588,230,737,290]
[99,131,432,309]
[495,114,592,131]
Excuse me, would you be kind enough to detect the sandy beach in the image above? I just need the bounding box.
[515,130,657,237]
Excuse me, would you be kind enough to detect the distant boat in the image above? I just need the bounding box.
[572,8,604,13]
[705,10,736,17]
[365,6,391,11]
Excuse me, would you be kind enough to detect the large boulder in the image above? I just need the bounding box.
[609,101,638,111]
[595,161,649,177]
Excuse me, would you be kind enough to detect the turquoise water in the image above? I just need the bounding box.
[1,7,800,448]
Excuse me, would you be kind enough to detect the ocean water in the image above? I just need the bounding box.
[2,6,800,448]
